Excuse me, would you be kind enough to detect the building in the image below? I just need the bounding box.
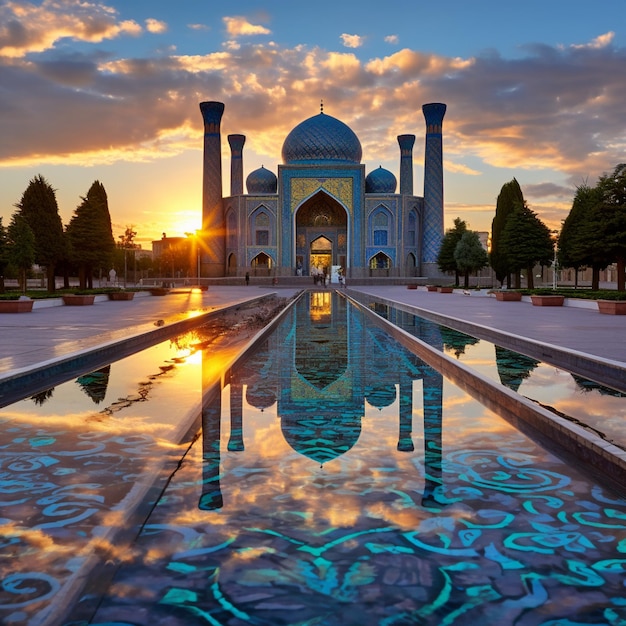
[198,101,447,280]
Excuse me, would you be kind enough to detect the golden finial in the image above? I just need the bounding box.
[320,99,324,114]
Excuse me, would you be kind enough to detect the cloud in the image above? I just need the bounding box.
[384,35,399,45]
[223,16,271,38]
[570,31,614,50]
[1,28,625,228]
[340,33,363,49]
[188,23,209,31]
[0,0,142,58]
[145,18,167,34]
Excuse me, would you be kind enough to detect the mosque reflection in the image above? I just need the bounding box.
[200,291,444,510]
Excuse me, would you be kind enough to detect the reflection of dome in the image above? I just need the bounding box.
[281,414,362,464]
[282,113,362,164]
[246,383,276,410]
[365,166,397,193]
[366,384,397,409]
[246,166,277,194]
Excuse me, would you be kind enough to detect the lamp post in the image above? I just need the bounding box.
[552,230,559,290]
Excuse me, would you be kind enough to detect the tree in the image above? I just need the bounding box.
[66,181,115,289]
[118,225,138,287]
[437,218,467,284]
[490,178,525,286]
[595,163,626,291]
[15,175,65,292]
[500,203,553,289]
[0,218,8,293]
[7,213,35,293]
[454,230,489,288]
[558,184,606,288]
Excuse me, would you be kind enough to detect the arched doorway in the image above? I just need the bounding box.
[295,191,348,276]
[251,252,272,276]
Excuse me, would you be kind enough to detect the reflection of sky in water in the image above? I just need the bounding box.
[2,294,626,625]
[83,294,626,625]
[384,308,626,447]
[446,339,626,444]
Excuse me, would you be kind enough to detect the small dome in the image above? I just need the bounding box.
[282,112,362,164]
[246,166,277,195]
[365,166,397,194]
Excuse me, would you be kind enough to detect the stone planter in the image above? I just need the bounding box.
[426,285,438,292]
[597,299,626,315]
[495,291,522,301]
[149,288,170,296]
[406,284,418,290]
[530,295,564,307]
[108,291,135,301]
[437,287,454,293]
[63,294,96,306]
[0,299,34,313]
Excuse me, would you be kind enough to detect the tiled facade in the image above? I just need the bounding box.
[201,101,446,279]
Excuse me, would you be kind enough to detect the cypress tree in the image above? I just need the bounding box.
[490,179,524,286]
[66,181,115,289]
[15,174,65,292]
[500,203,553,289]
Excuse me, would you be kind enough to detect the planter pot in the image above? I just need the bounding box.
[149,288,170,296]
[597,299,626,315]
[406,284,418,290]
[437,287,454,293]
[531,295,564,307]
[108,291,135,301]
[0,299,34,313]
[63,294,96,306]
[495,291,522,301]
[426,285,438,292]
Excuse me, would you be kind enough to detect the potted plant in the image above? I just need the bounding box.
[62,291,96,305]
[426,285,438,292]
[108,290,135,301]
[597,294,626,315]
[437,286,454,293]
[0,295,34,313]
[493,290,522,301]
[530,294,564,306]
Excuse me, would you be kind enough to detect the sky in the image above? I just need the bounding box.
[1,0,625,248]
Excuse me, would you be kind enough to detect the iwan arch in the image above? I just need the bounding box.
[199,101,446,280]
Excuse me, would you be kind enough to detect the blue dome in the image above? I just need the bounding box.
[365,166,397,193]
[246,166,277,194]
[282,113,362,164]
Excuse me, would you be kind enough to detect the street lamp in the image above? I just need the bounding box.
[551,229,559,290]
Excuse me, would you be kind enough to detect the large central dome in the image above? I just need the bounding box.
[281,112,362,165]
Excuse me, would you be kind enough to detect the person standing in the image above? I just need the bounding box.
[245,272,250,286]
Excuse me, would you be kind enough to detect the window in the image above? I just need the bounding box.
[256,230,269,246]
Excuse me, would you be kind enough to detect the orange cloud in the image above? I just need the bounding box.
[223,16,271,38]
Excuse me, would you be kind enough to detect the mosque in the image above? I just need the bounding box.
[198,100,446,281]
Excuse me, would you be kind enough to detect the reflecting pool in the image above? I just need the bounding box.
[366,300,626,449]
[73,292,626,625]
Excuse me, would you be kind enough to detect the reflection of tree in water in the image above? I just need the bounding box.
[76,365,111,404]
[440,326,479,359]
[571,374,626,397]
[30,388,54,405]
[495,346,540,392]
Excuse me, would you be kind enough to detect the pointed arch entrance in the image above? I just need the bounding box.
[295,191,348,276]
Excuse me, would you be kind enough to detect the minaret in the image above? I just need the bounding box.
[199,101,225,277]
[228,134,246,196]
[422,103,447,270]
[397,134,416,195]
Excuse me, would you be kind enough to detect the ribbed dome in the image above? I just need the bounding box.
[365,166,397,193]
[282,113,362,164]
[246,166,277,195]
